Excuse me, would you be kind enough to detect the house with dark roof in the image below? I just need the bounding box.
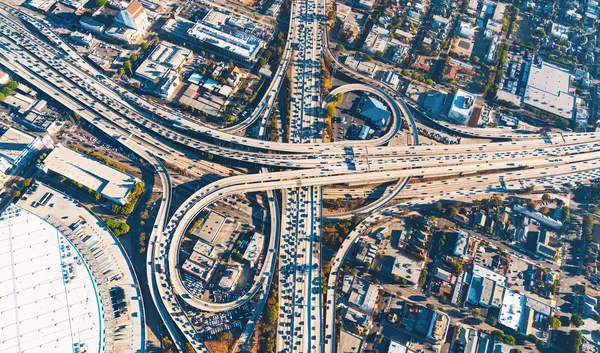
[359,95,390,130]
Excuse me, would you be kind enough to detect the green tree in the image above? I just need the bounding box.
[0,92,5,101]
[566,330,583,353]
[472,308,480,318]
[549,316,562,330]
[123,60,132,74]
[375,50,384,58]
[104,219,130,236]
[117,68,125,76]
[258,57,267,68]
[336,44,345,51]
[23,178,32,187]
[376,333,384,344]
[141,42,149,51]
[130,54,138,62]
[571,315,584,327]
[13,190,21,198]
[96,0,107,6]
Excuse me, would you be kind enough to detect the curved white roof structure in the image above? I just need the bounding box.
[0,204,104,353]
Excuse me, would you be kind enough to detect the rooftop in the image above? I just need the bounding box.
[0,126,36,164]
[135,41,190,82]
[338,330,363,353]
[218,265,241,291]
[41,146,138,204]
[188,9,263,61]
[0,204,103,353]
[193,211,227,243]
[243,232,264,266]
[499,289,525,331]
[524,61,576,120]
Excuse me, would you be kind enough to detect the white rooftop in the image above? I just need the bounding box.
[524,61,576,120]
[188,9,263,61]
[499,289,525,331]
[135,41,190,82]
[0,204,103,353]
[472,264,507,286]
[0,127,35,164]
[243,232,264,265]
[42,146,137,203]
[148,41,191,69]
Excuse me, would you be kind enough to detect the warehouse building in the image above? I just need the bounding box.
[523,61,578,121]
[0,126,41,175]
[39,145,139,205]
[187,9,265,66]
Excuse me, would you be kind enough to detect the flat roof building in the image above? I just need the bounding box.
[26,0,57,12]
[348,278,380,313]
[39,145,139,205]
[467,265,507,307]
[80,16,106,34]
[135,41,191,99]
[218,265,242,291]
[3,93,36,114]
[192,211,227,243]
[338,330,364,353]
[0,126,41,175]
[187,9,265,65]
[243,232,264,267]
[447,89,477,125]
[523,61,577,120]
[182,251,216,282]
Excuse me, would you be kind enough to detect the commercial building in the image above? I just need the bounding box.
[79,16,106,34]
[348,278,380,313]
[2,93,36,114]
[71,31,95,48]
[513,204,563,229]
[0,204,103,353]
[106,0,150,43]
[243,232,264,267]
[26,0,56,12]
[39,145,139,205]
[182,251,217,282]
[338,330,364,353]
[22,109,60,133]
[447,89,477,125]
[359,95,391,129]
[135,41,191,98]
[0,126,41,175]
[192,211,227,243]
[218,265,242,291]
[467,264,507,308]
[381,70,402,90]
[187,9,266,66]
[523,61,577,120]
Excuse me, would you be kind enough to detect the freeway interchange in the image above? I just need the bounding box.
[1,2,600,353]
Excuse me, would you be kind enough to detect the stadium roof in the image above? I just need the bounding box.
[0,204,103,353]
